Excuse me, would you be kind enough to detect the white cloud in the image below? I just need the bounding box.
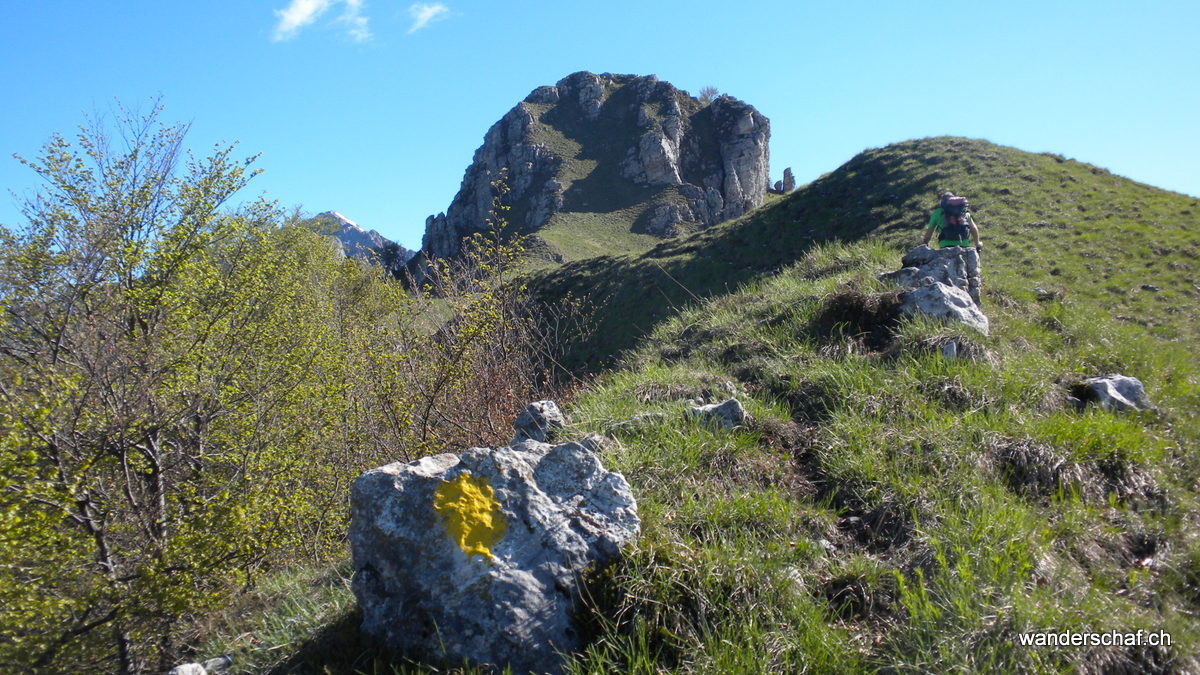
[272,0,373,42]
[273,0,332,41]
[407,3,449,34]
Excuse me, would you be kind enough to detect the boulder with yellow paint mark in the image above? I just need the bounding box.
[350,433,638,673]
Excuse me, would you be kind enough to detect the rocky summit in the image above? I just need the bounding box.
[312,210,415,274]
[421,71,771,261]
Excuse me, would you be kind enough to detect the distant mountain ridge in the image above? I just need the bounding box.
[311,210,416,273]
[420,71,771,263]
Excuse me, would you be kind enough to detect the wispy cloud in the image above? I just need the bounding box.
[407,3,449,34]
[340,0,372,42]
[272,0,373,42]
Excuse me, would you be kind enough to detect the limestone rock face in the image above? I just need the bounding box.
[422,103,564,259]
[620,90,770,228]
[420,71,770,259]
[350,420,639,673]
[641,184,726,236]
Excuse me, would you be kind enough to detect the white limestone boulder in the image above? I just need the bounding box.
[897,280,990,336]
[881,245,982,306]
[686,398,750,429]
[1082,374,1154,412]
[512,400,566,444]
[350,430,638,673]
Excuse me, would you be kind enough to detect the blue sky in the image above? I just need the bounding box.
[2,0,1197,250]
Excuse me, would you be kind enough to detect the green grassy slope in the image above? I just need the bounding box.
[556,240,1200,671]
[527,136,1200,373]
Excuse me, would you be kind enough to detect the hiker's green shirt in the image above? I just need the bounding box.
[927,207,946,232]
[927,207,974,247]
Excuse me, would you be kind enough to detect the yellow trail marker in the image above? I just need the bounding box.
[433,473,507,560]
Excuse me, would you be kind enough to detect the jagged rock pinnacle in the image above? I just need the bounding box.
[421,71,771,259]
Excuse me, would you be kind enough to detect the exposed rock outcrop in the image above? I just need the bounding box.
[421,101,564,259]
[512,400,565,444]
[641,184,727,236]
[421,72,771,259]
[350,407,639,673]
[881,245,982,306]
[897,280,990,335]
[880,245,989,335]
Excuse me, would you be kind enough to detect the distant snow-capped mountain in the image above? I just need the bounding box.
[311,211,416,273]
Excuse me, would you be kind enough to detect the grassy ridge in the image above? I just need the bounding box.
[558,240,1200,671]
[527,136,1200,373]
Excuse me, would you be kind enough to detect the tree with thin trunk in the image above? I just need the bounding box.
[0,104,575,672]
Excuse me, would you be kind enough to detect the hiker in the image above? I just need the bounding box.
[921,192,984,305]
[922,192,981,251]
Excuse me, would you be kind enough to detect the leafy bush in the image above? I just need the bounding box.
[0,106,562,672]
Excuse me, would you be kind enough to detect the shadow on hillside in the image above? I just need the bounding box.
[529,165,940,374]
[544,86,662,214]
[271,610,493,674]
[268,610,396,675]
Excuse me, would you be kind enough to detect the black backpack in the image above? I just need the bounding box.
[943,196,969,226]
